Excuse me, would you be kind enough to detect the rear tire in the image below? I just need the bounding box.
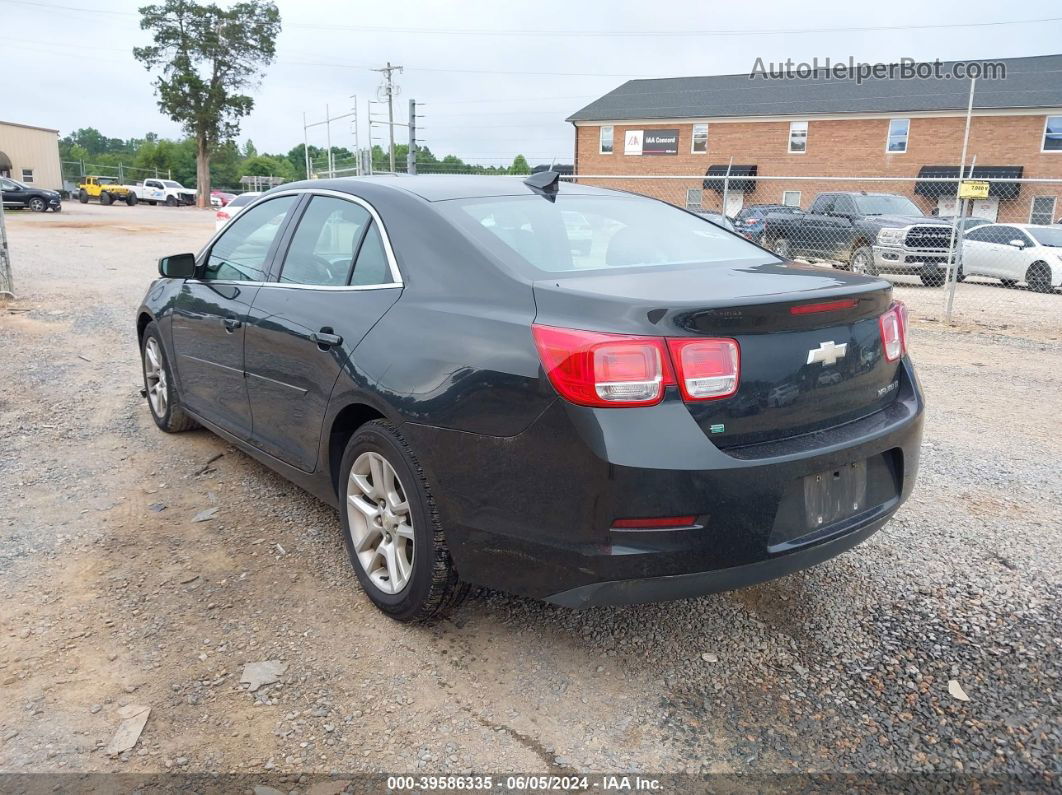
[338,420,468,623]
[78,189,89,204]
[772,238,791,258]
[100,191,113,206]
[141,322,199,433]
[1026,262,1053,293]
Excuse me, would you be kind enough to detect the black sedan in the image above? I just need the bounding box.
[0,177,62,212]
[136,174,923,621]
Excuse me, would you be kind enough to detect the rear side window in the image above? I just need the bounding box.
[441,194,774,275]
[205,196,296,282]
[351,224,391,286]
[280,196,371,286]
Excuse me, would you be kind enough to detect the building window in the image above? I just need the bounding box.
[1030,196,1057,224]
[691,124,708,154]
[599,125,614,155]
[886,119,909,153]
[1043,116,1062,152]
[782,190,801,207]
[788,121,808,153]
[685,188,702,210]
[21,169,33,183]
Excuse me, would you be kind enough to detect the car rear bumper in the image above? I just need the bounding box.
[402,359,924,605]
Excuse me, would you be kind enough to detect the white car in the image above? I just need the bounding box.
[214,192,261,231]
[961,223,1062,292]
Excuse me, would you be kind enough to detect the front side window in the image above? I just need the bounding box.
[789,121,808,153]
[1043,116,1062,152]
[691,124,708,154]
[280,195,371,286]
[599,125,614,155]
[1030,196,1057,225]
[441,194,775,276]
[782,190,801,207]
[21,169,33,183]
[204,195,296,282]
[886,119,910,153]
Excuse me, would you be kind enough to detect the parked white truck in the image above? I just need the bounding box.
[131,178,196,206]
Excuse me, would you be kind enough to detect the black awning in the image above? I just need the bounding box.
[704,164,757,192]
[914,165,1023,200]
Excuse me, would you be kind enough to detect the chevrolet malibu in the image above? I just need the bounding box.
[135,174,923,622]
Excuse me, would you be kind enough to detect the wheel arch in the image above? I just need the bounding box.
[326,401,389,498]
[136,310,155,344]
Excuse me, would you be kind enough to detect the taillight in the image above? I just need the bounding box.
[532,324,740,407]
[217,210,230,221]
[879,301,909,362]
[531,325,674,407]
[667,338,740,401]
[611,515,697,530]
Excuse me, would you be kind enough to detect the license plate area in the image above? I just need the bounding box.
[804,460,867,531]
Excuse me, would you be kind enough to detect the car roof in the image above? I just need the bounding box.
[283,174,621,202]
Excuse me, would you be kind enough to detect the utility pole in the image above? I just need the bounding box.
[408,99,417,175]
[371,62,403,173]
[0,199,14,299]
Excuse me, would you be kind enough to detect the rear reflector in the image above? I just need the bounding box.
[611,515,697,530]
[879,301,909,362]
[789,298,858,315]
[667,338,740,401]
[531,325,674,408]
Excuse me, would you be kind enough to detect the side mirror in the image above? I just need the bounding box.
[158,252,196,278]
[1008,239,1026,249]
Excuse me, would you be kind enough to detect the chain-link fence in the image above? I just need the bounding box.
[569,173,1062,334]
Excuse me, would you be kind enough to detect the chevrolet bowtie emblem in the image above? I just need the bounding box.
[807,340,847,366]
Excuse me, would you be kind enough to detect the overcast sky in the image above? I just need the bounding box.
[4,0,1062,166]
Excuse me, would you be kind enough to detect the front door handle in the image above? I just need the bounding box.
[223,317,242,332]
[312,329,343,348]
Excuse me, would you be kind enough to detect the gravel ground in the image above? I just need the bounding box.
[0,202,1059,786]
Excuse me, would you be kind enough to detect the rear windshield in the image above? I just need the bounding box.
[228,194,258,208]
[439,195,775,275]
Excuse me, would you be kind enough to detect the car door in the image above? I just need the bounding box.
[796,194,838,256]
[143,180,165,202]
[169,194,298,439]
[243,192,402,472]
[988,226,1025,280]
[961,226,995,276]
[1,177,28,207]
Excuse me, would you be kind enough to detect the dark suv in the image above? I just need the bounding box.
[0,177,62,212]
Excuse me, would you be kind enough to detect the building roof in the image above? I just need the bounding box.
[567,54,1062,123]
[0,120,60,134]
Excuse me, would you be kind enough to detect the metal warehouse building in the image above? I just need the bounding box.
[0,120,63,192]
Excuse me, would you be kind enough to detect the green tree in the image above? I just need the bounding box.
[240,154,296,181]
[133,0,281,206]
[211,139,243,188]
[243,139,258,159]
[509,154,531,175]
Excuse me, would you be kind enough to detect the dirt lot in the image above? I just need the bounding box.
[0,202,1059,785]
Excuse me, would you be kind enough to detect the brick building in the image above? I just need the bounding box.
[567,54,1062,223]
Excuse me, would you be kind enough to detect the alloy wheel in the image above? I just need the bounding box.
[346,452,415,594]
[143,337,168,417]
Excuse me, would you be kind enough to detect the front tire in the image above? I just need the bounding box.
[100,191,113,206]
[126,193,138,206]
[849,244,877,275]
[339,420,468,622]
[28,197,47,212]
[165,195,177,207]
[920,268,946,287]
[141,322,199,433]
[772,238,791,258]
[1026,262,1054,293]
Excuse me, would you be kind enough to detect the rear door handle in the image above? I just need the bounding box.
[312,330,343,348]
[223,317,242,331]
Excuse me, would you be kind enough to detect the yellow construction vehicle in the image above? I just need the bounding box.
[77,176,137,206]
